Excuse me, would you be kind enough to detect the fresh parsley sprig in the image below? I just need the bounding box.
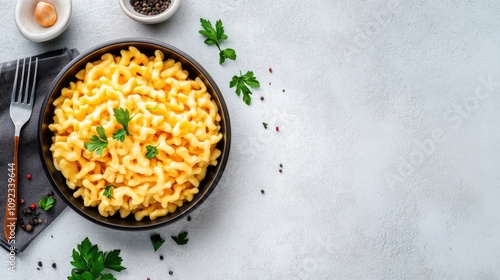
[112,129,127,143]
[171,231,189,245]
[150,233,165,252]
[230,71,260,105]
[145,145,159,159]
[38,195,55,211]
[199,18,236,64]
[103,185,113,199]
[84,125,108,155]
[69,237,126,280]
[113,108,133,137]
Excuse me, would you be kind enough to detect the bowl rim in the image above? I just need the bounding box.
[15,0,72,42]
[38,37,231,230]
[119,0,180,24]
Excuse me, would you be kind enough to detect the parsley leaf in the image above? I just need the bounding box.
[113,108,133,136]
[38,195,55,211]
[219,48,237,65]
[69,237,126,280]
[199,18,237,64]
[263,122,268,129]
[145,145,159,159]
[171,231,189,245]
[103,185,113,198]
[112,129,127,143]
[150,233,165,252]
[103,250,126,272]
[229,71,260,105]
[84,125,108,155]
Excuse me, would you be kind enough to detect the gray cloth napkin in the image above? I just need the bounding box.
[0,48,79,252]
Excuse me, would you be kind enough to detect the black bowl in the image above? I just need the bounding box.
[38,38,230,230]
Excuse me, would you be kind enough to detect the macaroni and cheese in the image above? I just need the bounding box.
[48,47,223,221]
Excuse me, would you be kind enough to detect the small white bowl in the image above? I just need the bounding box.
[15,0,72,42]
[119,0,180,24]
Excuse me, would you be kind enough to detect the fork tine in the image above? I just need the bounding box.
[31,58,38,104]
[19,57,26,103]
[24,57,38,105]
[10,58,20,103]
[22,57,32,104]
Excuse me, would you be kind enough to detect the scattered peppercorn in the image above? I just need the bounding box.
[187,215,192,222]
[22,207,32,215]
[159,255,164,261]
[282,89,285,92]
[20,210,42,232]
[261,189,265,194]
[269,68,273,73]
[276,126,279,132]
[48,190,56,200]
[279,169,282,173]
[130,0,172,16]
[52,262,57,269]
[27,174,32,180]
[279,163,283,168]
[169,271,173,275]
[260,96,264,101]
[269,82,271,85]
[38,261,43,267]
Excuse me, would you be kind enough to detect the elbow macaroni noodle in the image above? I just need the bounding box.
[49,47,223,221]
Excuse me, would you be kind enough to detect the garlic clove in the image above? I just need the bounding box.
[34,1,57,27]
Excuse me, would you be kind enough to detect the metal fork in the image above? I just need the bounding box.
[3,57,38,241]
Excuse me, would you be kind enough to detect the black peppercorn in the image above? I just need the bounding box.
[130,0,171,16]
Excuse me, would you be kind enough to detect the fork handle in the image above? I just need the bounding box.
[4,136,19,242]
